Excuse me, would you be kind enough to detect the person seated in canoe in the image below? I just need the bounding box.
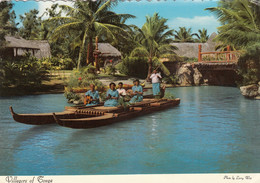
[104,82,119,107]
[84,84,100,106]
[117,82,126,97]
[129,79,143,104]
[150,69,162,97]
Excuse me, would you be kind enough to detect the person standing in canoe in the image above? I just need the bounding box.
[150,69,162,97]
[129,79,143,104]
[104,82,119,107]
[85,84,100,106]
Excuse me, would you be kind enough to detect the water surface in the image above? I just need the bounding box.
[0,86,259,175]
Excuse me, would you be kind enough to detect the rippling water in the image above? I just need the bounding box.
[0,86,259,175]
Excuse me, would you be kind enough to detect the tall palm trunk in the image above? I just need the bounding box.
[77,30,88,69]
[146,57,153,81]
[86,38,94,65]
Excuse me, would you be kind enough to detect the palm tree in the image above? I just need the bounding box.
[194,28,209,43]
[205,0,260,49]
[48,0,135,69]
[130,13,177,80]
[174,27,196,42]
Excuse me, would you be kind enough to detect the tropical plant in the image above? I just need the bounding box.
[206,0,260,85]
[174,27,196,43]
[47,0,135,70]
[0,1,17,47]
[194,28,209,43]
[0,54,48,89]
[206,0,260,49]
[130,13,177,80]
[19,9,42,40]
[116,56,148,78]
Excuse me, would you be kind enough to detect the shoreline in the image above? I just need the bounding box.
[0,83,239,97]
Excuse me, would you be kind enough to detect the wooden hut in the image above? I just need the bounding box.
[97,43,121,66]
[1,36,51,59]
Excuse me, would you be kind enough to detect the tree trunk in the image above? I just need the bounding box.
[146,57,153,82]
[86,38,94,65]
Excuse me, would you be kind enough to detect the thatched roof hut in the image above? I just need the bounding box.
[98,43,121,58]
[3,36,51,59]
[170,32,217,58]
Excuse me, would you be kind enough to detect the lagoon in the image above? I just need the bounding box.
[0,86,259,175]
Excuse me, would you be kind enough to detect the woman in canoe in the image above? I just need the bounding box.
[104,82,119,107]
[129,79,143,104]
[85,84,100,106]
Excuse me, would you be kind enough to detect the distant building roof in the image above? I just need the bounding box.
[170,32,217,58]
[98,43,121,57]
[5,36,40,49]
[4,36,51,58]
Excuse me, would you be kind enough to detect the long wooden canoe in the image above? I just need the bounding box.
[9,104,102,125]
[53,98,180,129]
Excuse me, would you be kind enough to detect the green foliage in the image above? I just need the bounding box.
[0,1,17,47]
[174,27,196,43]
[162,75,178,84]
[237,44,260,85]
[206,0,260,49]
[19,9,42,40]
[39,56,76,70]
[47,0,135,69]
[183,57,198,62]
[160,54,184,62]
[206,0,260,85]
[130,13,177,79]
[64,65,105,101]
[105,65,116,75]
[194,28,209,43]
[0,54,48,89]
[116,57,148,78]
[163,92,175,99]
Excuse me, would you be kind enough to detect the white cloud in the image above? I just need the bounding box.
[38,1,73,19]
[169,15,220,34]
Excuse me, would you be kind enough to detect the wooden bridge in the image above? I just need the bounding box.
[193,45,241,85]
[194,45,240,71]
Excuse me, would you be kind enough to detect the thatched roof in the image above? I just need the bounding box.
[170,32,217,58]
[98,43,121,57]
[5,36,40,49]
[4,36,51,58]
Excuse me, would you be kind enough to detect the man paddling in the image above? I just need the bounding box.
[150,69,162,97]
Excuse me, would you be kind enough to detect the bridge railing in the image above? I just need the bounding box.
[198,45,241,63]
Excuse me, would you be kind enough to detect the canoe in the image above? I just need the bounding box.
[8,94,156,126]
[9,104,102,125]
[53,98,180,129]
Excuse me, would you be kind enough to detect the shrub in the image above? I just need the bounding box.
[237,44,260,86]
[105,65,116,75]
[116,56,148,78]
[159,54,184,62]
[39,56,76,70]
[0,55,48,89]
[64,65,106,101]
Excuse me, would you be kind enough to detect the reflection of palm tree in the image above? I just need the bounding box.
[194,28,209,43]
[206,0,260,49]
[48,0,135,69]
[174,27,196,43]
[130,13,177,80]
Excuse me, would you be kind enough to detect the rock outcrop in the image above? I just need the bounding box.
[240,82,260,99]
[176,63,203,86]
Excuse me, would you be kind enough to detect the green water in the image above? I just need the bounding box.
[0,86,259,175]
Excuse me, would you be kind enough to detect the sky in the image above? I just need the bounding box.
[11,0,220,35]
